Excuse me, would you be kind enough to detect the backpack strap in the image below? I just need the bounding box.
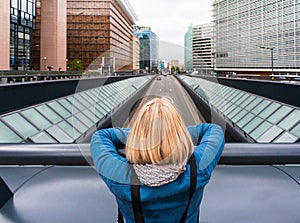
[117,207,124,223]
[118,154,197,223]
[180,153,197,222]
[130,170,145,223]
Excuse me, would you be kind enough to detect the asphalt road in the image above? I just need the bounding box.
[131,75,203,126]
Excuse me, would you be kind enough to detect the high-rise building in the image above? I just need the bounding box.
[0,0,67,71]
[66,0,138,72]
[1,0,138,72]
[184,23,213,74]
[134,26,159,73]
[184,26,193,72]
[212,0,300,75]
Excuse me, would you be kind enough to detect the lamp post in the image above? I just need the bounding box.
[43,57,47,70]
[260,46,274,76]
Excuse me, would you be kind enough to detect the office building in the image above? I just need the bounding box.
[134,25,159,72]
[184,23,213,74]
[0,0,67,71]
[212,0,300,75]
[66,0,138,72]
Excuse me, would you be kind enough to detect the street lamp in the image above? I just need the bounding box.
[260,46,274,76]
[43,57,47,70]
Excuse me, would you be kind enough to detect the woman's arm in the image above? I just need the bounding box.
[188,123,225,176]
[90,128,132,184]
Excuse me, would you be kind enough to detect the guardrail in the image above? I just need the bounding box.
[0,143,299,166]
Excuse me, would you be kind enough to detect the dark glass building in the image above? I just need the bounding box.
[10,0,36,70]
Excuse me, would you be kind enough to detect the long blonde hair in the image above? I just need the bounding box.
[126,97,193,165]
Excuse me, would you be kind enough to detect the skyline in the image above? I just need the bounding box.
[129,0,212,63]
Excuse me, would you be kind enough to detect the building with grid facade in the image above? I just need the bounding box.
[184,23,213,74]
[212,0,300,75]
[66,0,138,72]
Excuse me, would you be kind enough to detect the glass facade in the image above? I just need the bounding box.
[184,26,193,72]
[212,0,300,73]
[10,0,36,70]
[134,26,159,72]
[66,0,137,72]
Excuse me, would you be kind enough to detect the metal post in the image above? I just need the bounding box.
[271,48,274,76]
[260,46,274,76]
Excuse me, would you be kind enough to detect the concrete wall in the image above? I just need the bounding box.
[0,0,10,70]
[40,0,67,71]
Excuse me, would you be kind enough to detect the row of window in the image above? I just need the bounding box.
[180,76,299,143]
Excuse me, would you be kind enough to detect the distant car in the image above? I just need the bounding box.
[157,76,162,80]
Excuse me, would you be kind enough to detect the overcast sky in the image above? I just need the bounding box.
[129,0,212,63]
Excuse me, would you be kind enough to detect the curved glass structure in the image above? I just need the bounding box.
[179,75,300,143]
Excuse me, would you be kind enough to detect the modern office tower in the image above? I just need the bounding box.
[134,26,159,73]
[0,0,67,71]
[212,0,300,75]
[184,23,213,74]
[184,26,193,73]
[66,0,138,72]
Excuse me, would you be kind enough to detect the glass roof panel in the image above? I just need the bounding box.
[290,123,300,138]
[267,106,293,125]
[278,109,300,130]
[230,92,245,104]
[234,94,249,105]
[227,106,243,119]
[244,97,263,111]
[57,121,81,139]
[2,113,39,139]
[0,121,23,143]
[21,108,52,130]
[28,132,57,143]
[258,102,281,119]
[239,95,255,107]
[249,121,272,139]
[46,125,74,143]
[74,112,94,129]
[67,117,89,134]
[48,101,71,119]
[243,116,264,134]
[231,109,248,123]
[73,94,91,108]
[35,104,62,124]
[257,126,284,143]
[236,113,255,128]
[58,98,79,114]
[68,96,86,111]
[88,106,105,120]
[251,100,271,115]
[273,132,298,143]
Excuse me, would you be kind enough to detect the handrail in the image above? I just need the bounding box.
[0,143,299,165]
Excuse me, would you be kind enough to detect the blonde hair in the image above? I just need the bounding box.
[126,97,194,165]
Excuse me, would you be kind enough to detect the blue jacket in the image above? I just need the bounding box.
[90,123,225,223]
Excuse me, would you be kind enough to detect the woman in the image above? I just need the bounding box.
[90,97,225,223]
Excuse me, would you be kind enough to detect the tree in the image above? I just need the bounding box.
[68,59,84,71]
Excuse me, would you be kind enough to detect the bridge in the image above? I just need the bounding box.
[0,74,299,222]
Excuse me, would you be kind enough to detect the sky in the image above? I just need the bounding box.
[129,0,212,63]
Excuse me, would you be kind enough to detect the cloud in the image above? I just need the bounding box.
[130,0,212,61]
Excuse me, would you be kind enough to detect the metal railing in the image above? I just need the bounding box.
[0,143,299,166]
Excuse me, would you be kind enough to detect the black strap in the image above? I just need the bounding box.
[118,154,197,223]
[180,154,197,223]
[131,171,145,223]
[117,208,124,223]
